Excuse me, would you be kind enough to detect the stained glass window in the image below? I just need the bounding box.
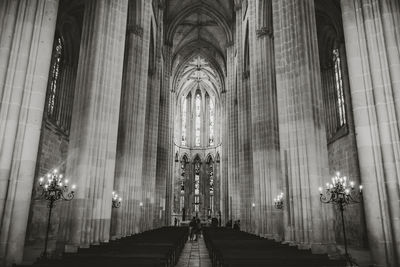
[181,97,187,145]
[47,37,63,119]
[209,163,214,213]
[209,99,215,145]
[194,161,200,212]
[195,93,201,146]
[333,48,346,127]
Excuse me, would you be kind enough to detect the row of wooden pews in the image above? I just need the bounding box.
[16,227,188,267]
[203,228,346,267]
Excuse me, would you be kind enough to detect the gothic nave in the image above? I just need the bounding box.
[0,0,399,266]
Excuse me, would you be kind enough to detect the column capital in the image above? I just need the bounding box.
[234,3,242,11]
[256,27,273,38]
[226,41,235,49]
[242,70,250,80]
[126,24,143,37]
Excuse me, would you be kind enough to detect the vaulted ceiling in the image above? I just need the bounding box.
[165,0,234,96]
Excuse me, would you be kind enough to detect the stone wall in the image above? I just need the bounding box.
[24,123,69,261]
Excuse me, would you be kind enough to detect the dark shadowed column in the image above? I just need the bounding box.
[0,1,59,265]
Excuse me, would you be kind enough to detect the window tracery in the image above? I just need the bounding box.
[209,100,215,145]
[333,48,346,127]
[47,36,63,121]
[195,93,201,147]
[181,97,187,145]
[194,160,201,212]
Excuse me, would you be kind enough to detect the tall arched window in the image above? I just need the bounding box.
[195,93,201,146]
[47,36,64,120]
[333,48,346,127]
[209,162,214,213]
[181,97,187,145]
[209,99,215,145]
[194,159,201,212]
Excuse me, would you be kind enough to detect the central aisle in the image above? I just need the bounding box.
[175,235,212,267]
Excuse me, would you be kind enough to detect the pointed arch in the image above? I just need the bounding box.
[166,3,233,45]
[180,153,190,163]
[215,152,220,163]
[206,153,214,164]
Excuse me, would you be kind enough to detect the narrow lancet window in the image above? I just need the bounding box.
[181,97,187,146]
[333,48,346,127]
[47,36,63,120]
[195,93,201,146]
[209,99,215,145]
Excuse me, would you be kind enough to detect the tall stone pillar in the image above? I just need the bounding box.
[142,17,161,232]
[340,1,400,266]
[111,0,151,238]
[0,1,59,265]
[236,3,254,233]
[225,42,240,222]
[156,42,172,227]
[165,47,175,224]
[220,90,229,224]
[59,0,128,251]
[273,0,335,252]
[249,0,281,239]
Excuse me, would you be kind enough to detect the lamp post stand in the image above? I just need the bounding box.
[38,169,75,259]
[319,172,362,267]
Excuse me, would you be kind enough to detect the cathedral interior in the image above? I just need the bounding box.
[0,0,399,266]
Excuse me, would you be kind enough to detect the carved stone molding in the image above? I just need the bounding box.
[256,27,273,38]
[127,24,143,37]
[226,41,235,49]
[234,3,242,11]
[242,70,250,80]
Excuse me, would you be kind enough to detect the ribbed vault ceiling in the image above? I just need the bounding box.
[166,0,234,97]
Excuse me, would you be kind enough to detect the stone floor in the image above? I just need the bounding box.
[175,235,212,267]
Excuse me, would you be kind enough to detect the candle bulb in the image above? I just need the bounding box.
[319,187,323,194]
[359,185,363,192]
[350,181,354,188]
[71,184,76,191]
[119,197,122,202]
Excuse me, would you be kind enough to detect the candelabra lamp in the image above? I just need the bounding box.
[38,169,76,259]
[112,191,122,208]
[319,172,362,266]
[274,192,284,209]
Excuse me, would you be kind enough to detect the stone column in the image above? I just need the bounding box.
[141,21,161,232]
[111,0,150,239]
[58,0,128,251]
[341,0,400,266]
[273,0,335,253]
[220,90,229,224]
[249,0,281,239]
[236,4,254,233]
[0,1,59,265]
[154,39,171,228]
[225,41,240,221]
